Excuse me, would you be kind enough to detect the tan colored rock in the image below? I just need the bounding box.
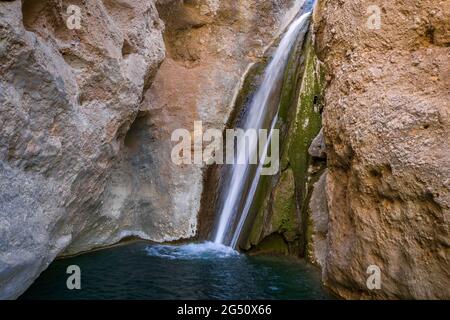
[314,0,450,299]
[111,0,307,248]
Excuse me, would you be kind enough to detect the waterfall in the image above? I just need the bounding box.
[213,10,312,248]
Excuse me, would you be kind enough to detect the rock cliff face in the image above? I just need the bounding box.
[241,0,449,300]
[0,0,303,299]
[131,0,303,246]
[312,0,449,299]
[1,0,448,301]
[0,0,166,299]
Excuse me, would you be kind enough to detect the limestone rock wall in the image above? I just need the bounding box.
[0,0,166,299]
[0,0,303,299]
[313,0,450,299]
[113,0,304,248]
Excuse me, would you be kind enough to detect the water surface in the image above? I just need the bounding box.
[21,242,333,300]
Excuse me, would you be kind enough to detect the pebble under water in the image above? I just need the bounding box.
[21,242,334,300]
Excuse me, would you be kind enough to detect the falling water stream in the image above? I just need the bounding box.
[19,3,333,300]
[213,11,311,248]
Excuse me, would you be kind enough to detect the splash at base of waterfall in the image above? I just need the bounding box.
[21,241,334,300]
[145,242,239,260]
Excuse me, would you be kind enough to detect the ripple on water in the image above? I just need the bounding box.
[20,242,334,300]
[144,242,240,260]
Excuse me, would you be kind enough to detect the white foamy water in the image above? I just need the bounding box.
[213,11,311,247]
[145,242,239,260]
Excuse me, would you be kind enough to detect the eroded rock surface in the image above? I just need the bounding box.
[0,0,166,299]
[106,0,304,248]
[314,0,450,299]
[0,0,304,299]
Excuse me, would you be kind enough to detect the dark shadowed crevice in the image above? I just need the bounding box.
[121,39,137,58]
[124,111,151,151]
[21,0,47,33]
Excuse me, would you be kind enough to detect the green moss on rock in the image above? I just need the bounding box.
[270,168,298,242]
[244,33,326,257]
[287,38,325,191]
